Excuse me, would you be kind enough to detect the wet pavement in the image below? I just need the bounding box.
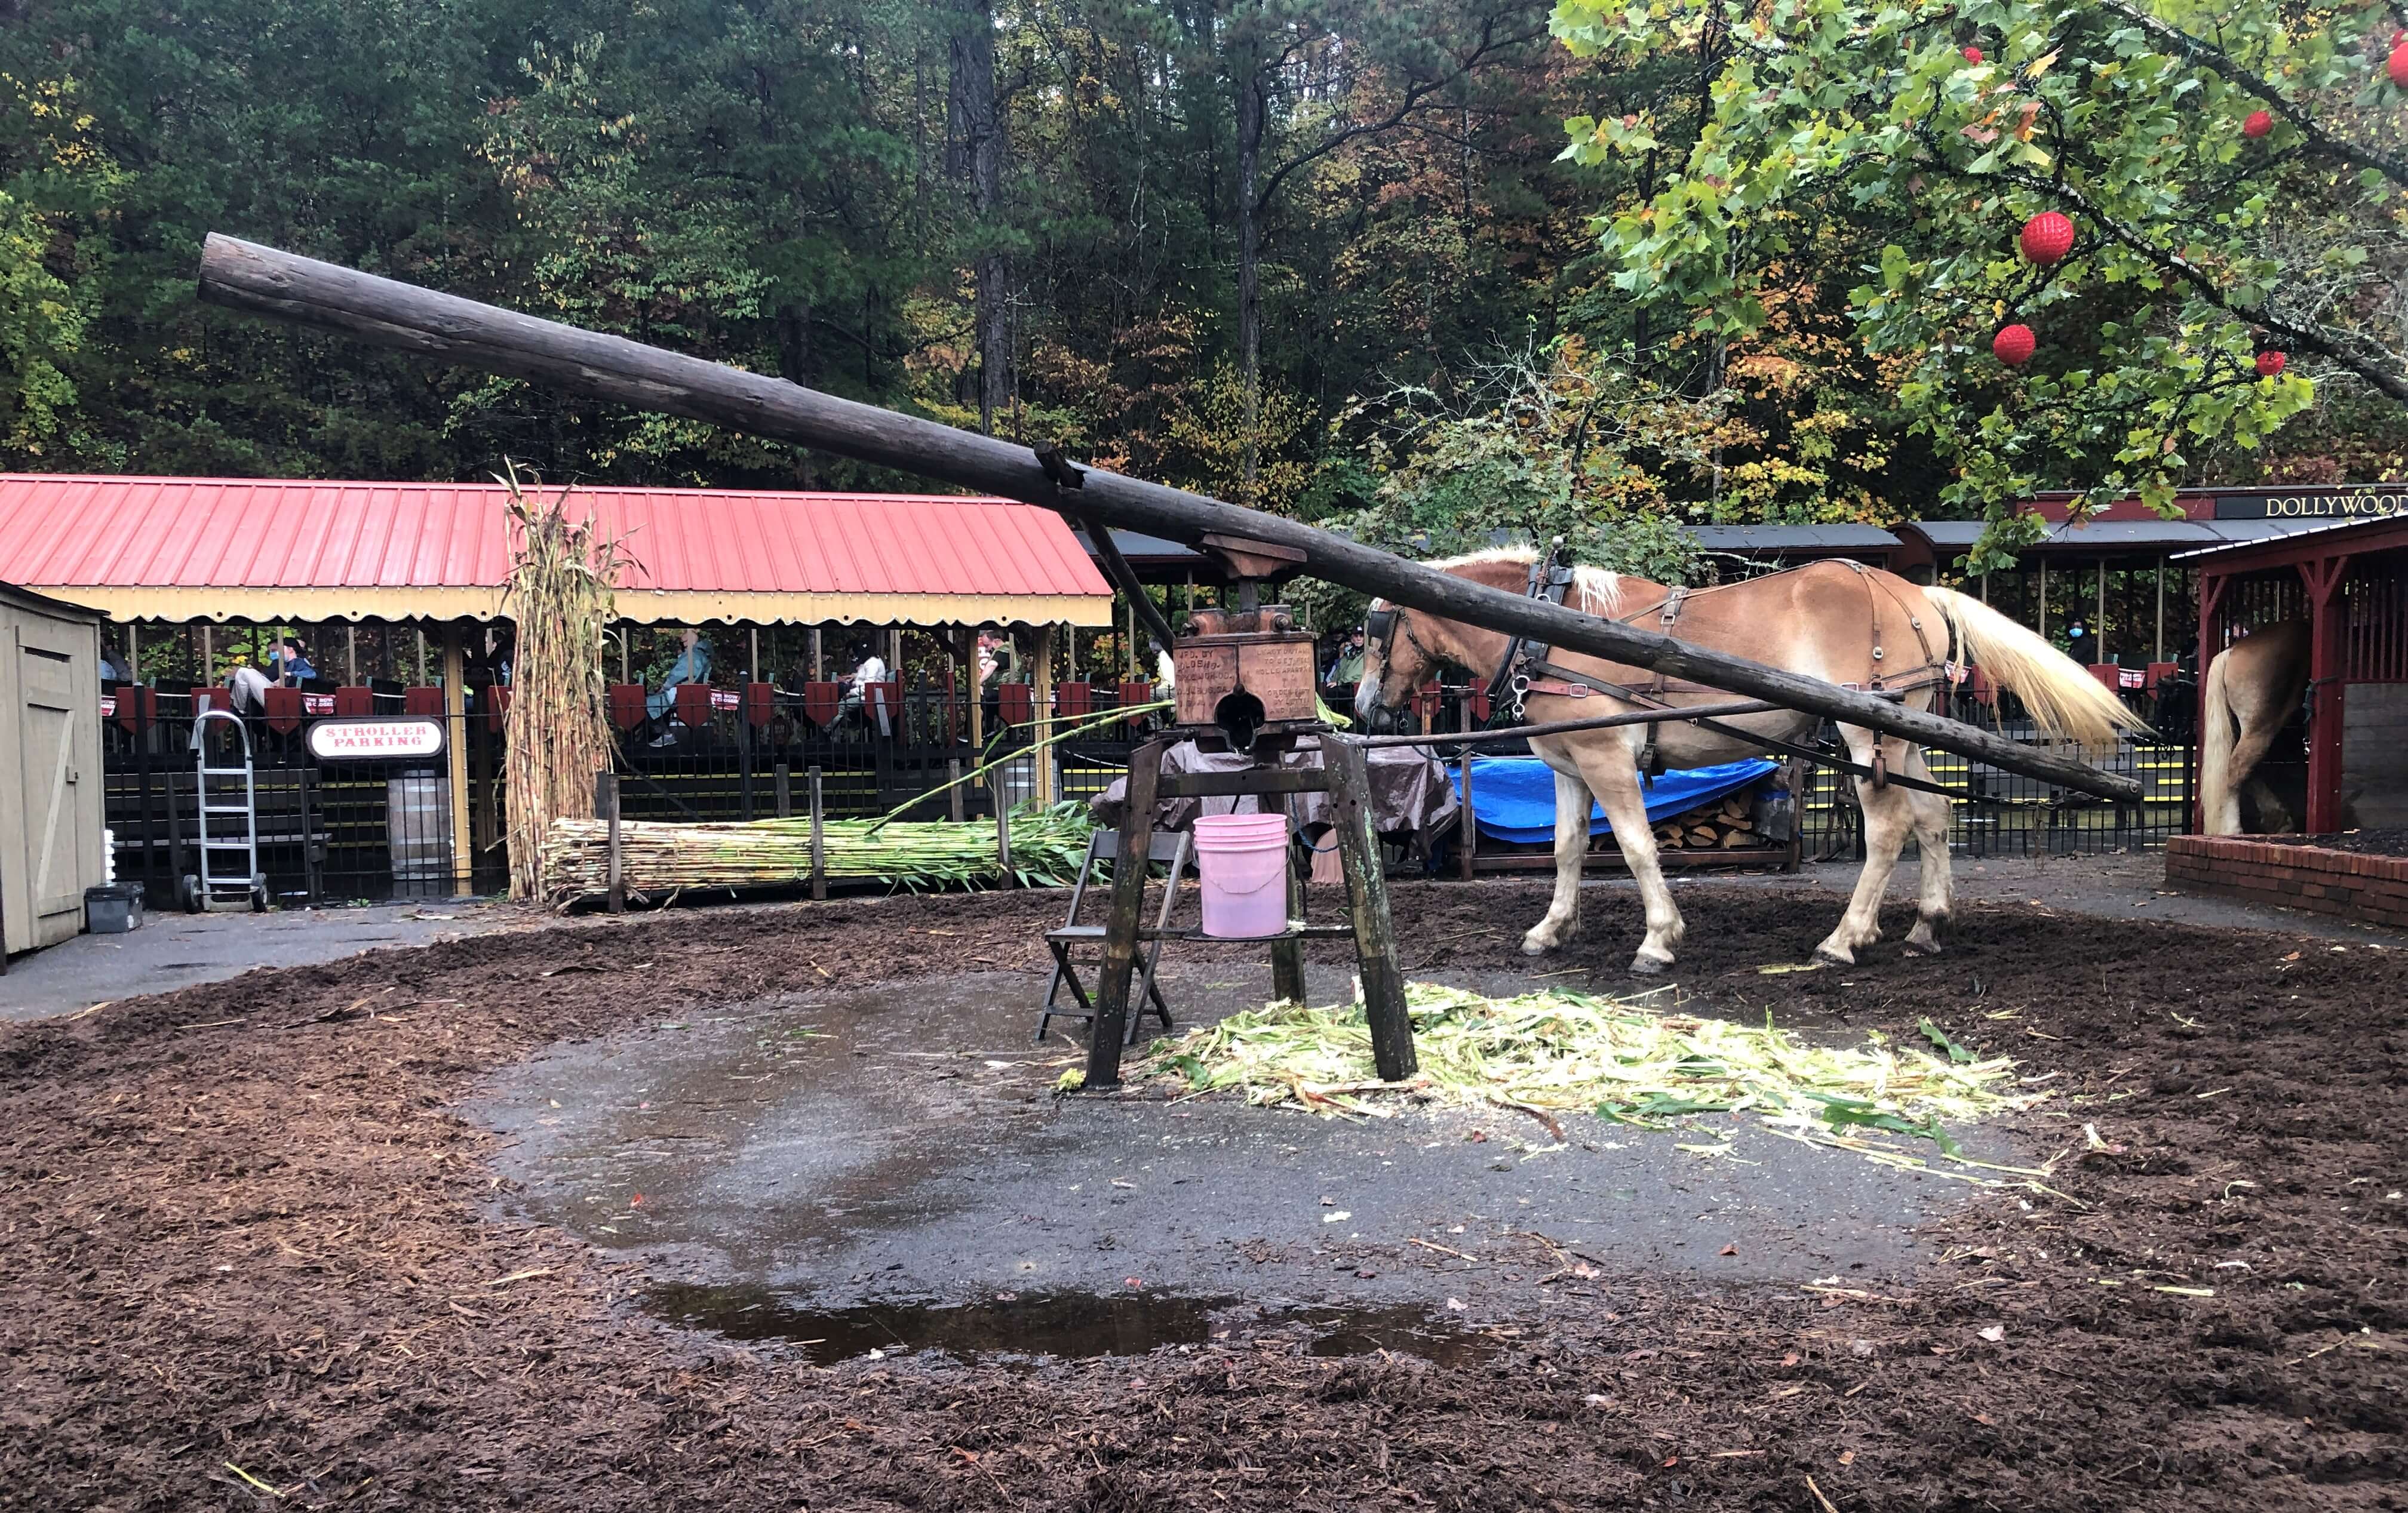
[472,962,2014,1361]
[0,898,523,1022]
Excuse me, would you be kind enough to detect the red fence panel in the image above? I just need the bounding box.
[801,681,842,727]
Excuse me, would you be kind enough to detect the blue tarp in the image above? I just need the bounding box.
[1451,756,1779,845]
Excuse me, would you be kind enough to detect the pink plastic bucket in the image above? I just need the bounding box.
[1193,813,1292,939]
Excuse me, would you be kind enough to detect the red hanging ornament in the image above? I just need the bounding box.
[1994,324,2037,367]
[2256,350,2287,378]
[2242,109,2274,139]
[1962,45,1984,63]
[2019,211,2075,265]
[2389,41,2408,87]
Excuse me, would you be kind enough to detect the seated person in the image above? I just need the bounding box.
[224,661,271,715]
[645,628,711,746]
[837,640,889,727]
[268,636,317,687]
[1323,628,1367,692]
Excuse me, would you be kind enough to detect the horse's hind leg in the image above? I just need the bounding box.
[1899,748,1954,955]
[1522,764,1592,956]
[1815,728,1916,965]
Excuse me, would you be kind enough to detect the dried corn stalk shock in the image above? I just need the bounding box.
[1133,983,2060,1188]
[499,465,632,900]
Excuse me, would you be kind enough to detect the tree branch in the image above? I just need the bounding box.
[2091,0,2408,192]
[1908,132,2408,405]
[1250,16,1544,213]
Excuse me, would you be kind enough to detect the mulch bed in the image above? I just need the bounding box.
[4,882,2404,1510]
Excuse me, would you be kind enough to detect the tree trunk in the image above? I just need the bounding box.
[950,0,1009,435]
[775,301,812,387]
[1234,45,1264,501]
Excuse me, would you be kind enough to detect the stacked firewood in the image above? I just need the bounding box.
[1650,793,1767,850]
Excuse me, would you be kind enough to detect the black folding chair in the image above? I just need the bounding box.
[1035,829,1191,1045]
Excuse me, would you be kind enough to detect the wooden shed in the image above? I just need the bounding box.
[0,582,106,954]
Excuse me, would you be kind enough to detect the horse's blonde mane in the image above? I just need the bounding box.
[1420,545,1622,615]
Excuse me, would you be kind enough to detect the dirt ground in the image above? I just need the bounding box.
[4,878,2405,1511]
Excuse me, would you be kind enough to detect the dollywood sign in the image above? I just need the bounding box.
[2214,487,2408,520]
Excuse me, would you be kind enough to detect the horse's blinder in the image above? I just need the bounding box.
[1363,607,1399,658]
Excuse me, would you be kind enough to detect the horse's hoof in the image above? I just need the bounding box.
[1628,951,1673,977]
[1812,945,1855,967]
[1902,934,1945,958]
[1521,934,1555,958]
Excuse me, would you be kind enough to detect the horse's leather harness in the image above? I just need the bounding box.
[1440,548,1954,789]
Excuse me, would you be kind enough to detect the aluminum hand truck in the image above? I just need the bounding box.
[182,708,269,913]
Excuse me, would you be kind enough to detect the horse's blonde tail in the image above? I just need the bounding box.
[2198,650,2240,834]
[1921,586,2146,749]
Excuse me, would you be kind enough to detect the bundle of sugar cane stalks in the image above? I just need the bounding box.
[540,801,1095,902]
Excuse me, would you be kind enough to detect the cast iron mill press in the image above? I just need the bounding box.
[1078,533,1416,1090]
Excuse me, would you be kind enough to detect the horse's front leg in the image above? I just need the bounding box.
[1577,748,1685,974]
[1521,763,1591,955]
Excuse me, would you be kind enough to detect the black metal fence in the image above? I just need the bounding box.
[102,670,2193,905]
[102,678,1158,904]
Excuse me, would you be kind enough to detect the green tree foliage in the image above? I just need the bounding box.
[1552,0,2408,562]
[1,0,2398,573]
[0,70,118,457]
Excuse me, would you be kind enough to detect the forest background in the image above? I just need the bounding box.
[5,0,2404,588]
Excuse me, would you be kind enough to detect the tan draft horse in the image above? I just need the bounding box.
[2198,620,2311,835]
[1357,550,2142,974]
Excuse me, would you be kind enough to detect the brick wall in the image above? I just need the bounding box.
[2165,835,2408,929]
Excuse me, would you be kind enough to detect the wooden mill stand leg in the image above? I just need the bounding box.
[1085,739,1166,1085]
[1082,735,1415,1088]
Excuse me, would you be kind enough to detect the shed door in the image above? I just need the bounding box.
[18,624,87,933]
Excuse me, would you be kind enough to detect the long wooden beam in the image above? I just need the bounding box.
[194,234,2140,801]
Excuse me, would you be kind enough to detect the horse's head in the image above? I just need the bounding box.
[1354,599,1437,728]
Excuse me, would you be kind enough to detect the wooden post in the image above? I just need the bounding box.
[750,626,760,682]
[1328,736,1415,1082]
[346,624,358,684]
[1033,624,1056,805]
[201,624,213,679]
[2037,558,2048,641]
[595,770,624,914]
[993,771,1012,877]
[1084,739,1165,1086]
[2154,559,2167,664]
[1271,803,1307,1008]
[2304,557,2348,834]
[2096,560,2109,662]
[775,761,792,818]
[808,765,826,901]
[1980,571,1990,605]
[969,632,985,751]
[810,627,823,680]
[443,624,472,895]
[126,622,139,682]
[948,758,965,822]
[618,626,630,683]
[1457,695,1477,880]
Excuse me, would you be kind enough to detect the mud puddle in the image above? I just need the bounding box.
[643,1283,1500,1367]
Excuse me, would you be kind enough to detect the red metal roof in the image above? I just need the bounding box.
[0,475,1112,625]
